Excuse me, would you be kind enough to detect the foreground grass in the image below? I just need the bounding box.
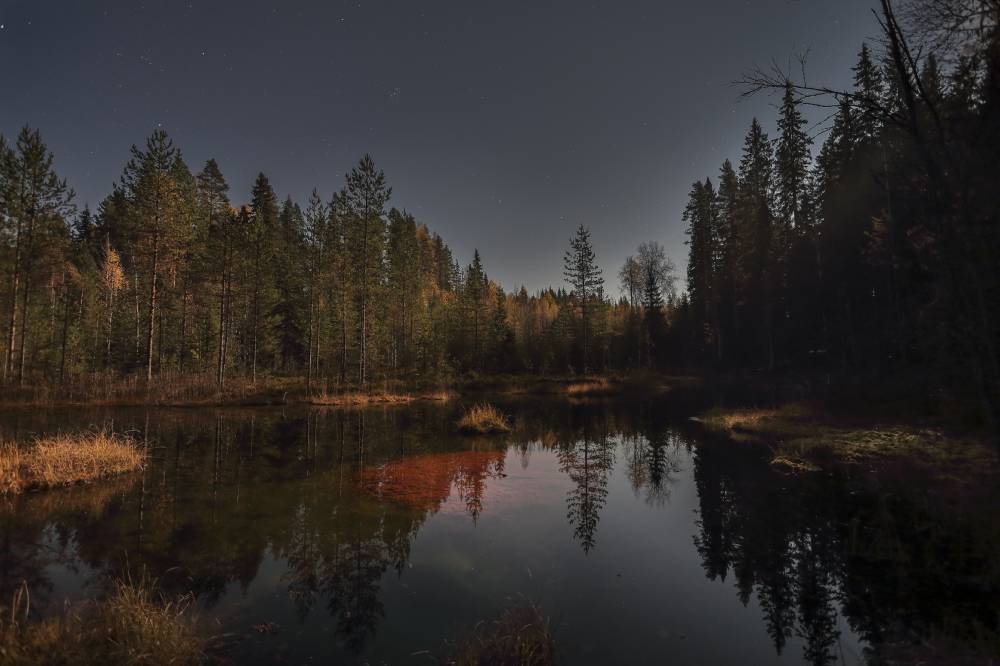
[699,402,996,476]
[446,604,555,666]
[458,404,511,434]
[0,573,204,666]
[0,432,145,495]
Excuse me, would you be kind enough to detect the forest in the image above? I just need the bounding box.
[0,0,998,429]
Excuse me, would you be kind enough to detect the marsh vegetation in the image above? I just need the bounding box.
[0,431,145,495]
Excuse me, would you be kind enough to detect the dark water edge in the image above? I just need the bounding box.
[1,393,998,665]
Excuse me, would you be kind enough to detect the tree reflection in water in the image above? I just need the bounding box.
[691,437,1000,665]
[0,400,997,663]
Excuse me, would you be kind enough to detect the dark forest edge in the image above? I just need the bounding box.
[0,1,998,440]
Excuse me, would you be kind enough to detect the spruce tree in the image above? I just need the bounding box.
[737,118,776,369]
[774,82,813,238]
[118,130,186,383]
[563,225,604,373]
[248,172,278,382]
[197,159,232,387]
[340,154,390,384]
[852,43,885,143]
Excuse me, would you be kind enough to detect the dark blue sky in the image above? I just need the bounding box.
[0,0,880,294]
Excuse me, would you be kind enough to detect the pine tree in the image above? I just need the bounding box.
[303,189,327,390]
[463,249,488,371]
[684,179,718,356]
[197,159,232,387]
[563,225,604,373]
[852,43,885,143]
[387,208,420,372]
[774,82,813,238]
[2,127,75,386]
[248,172,278,382]
[714,159,740,362]
[340,155,391,385]
[737,118,776,369]
[273,196,306,369]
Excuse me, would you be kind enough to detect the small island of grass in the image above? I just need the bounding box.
[457,403,511,435]
[1,431,146,495]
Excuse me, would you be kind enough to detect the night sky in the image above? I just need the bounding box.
[1,0,879,294]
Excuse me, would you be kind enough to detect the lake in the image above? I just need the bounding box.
[1,394,997,664]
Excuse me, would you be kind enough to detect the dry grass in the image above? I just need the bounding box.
[458,404,511,434]
[562,377,614,395]
[0,572,203,665]
[698,402,997,477]
[310,389,456,407]
[0,431,146,495]
[310,391,415,406]
[446,603,555,666]
[700,404,811,433]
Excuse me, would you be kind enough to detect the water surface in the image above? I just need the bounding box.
[1,396,997,664]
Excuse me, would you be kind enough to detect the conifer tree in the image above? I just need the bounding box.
[2,128,75,386]
[563,225,604,373]
[197,159,232,386]
[737,118,776,368]
[852,43,885,142]
[684,179,718,356]
[273,196,306,369]
[303,189,327,390]
[340,155,391,385]
[248,172,278,382]
[774,82,813,238]
[714,159,740,362]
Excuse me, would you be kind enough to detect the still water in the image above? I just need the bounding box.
[1,395,997,664]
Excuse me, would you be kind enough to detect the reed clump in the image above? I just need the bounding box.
[457,404,511,434]
[447,603,555,666]
[0,431,146,495]
[0,573,203,665]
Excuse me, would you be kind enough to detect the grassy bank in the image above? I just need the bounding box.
[698,402,997,476]
[0,432,145,495]
[0,574,204,666]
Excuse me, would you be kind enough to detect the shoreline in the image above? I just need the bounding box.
[0,372,690,410]
[694,401,998,478]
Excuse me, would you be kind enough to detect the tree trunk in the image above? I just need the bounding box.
[145,235,159,385]
[217,265,227,388]
[359,211,371,386]
[59,283,71,383]
[106,289,115,368]
[16,267,32,388]
[4,217,23,385]
[306,282,315,393]
[179,288,187,372]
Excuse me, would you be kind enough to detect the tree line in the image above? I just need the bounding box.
[0,127,693,391]
[678,0,1000,425]
[1,0,995,422]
